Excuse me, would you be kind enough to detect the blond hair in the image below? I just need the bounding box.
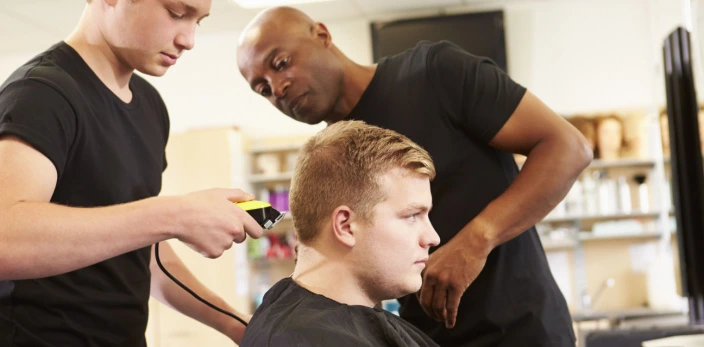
[289,120,435,244]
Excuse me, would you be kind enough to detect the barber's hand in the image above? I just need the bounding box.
[418,231,490,329]
[175,188,264,258]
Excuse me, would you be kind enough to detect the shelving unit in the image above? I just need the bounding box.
[534,144,677,313]
[244,140,306,312]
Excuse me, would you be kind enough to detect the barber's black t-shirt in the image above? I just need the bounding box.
[241,277,440,347]
[0,42,169,346]
[346,41,576,347]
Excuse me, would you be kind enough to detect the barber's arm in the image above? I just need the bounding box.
[477,90,593,247]
[0,138,262,281]
[419,91,593,328]
[149,242,250,344]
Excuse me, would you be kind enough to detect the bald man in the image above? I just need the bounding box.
[237,7,591,347]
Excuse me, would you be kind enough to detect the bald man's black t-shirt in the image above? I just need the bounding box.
[346,41,575,346]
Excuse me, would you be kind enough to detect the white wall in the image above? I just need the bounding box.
[504,0,656,114]
[0,0,691,138]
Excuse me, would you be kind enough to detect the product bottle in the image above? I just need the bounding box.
[583,174,598,215]
[618,176,632,214]
[634,174,649,213]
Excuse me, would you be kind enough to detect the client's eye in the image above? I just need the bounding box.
[168,10,185,20]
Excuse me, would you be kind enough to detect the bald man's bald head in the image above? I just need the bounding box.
[238,6,315,48]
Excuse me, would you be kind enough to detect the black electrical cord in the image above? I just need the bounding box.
[154,242,248,327]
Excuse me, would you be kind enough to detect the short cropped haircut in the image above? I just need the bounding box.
[289,120,435,244]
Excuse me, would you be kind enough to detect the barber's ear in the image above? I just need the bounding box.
[331,206,356,247]
[312,22,332,48]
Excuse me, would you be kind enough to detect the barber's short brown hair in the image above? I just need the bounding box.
[289,120,435,245]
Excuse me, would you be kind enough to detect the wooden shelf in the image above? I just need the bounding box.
[587,158,655,169]
[541,238,578,251]
[518,157,656,170]
[578,230,665,241]
[249,143,303,154]
[249,172,293,183]
[539,231,669,250]
[542,211,660,224]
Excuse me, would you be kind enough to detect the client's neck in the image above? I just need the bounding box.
[292,244,376,307]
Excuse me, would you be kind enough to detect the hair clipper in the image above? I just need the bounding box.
[236,200,286,230]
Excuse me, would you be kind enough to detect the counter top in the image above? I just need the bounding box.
[572,308,686,322]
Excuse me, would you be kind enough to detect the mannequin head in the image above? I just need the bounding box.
[595,114,625,161]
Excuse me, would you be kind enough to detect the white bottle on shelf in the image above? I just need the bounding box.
[639,184,650,213]
[598,177,617,215]
[583,173,598,216]
[634,174,649,213]
[565,180,583,216]
[618,176,632,214]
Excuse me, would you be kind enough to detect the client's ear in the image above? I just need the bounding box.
[331,205,356,247]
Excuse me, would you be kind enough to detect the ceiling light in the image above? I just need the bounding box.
[232,0,336,9]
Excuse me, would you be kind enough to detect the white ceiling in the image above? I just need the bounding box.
[0,0,540,56]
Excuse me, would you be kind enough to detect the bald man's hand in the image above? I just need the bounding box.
[173,188,264,258]
[418,229,489,329]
